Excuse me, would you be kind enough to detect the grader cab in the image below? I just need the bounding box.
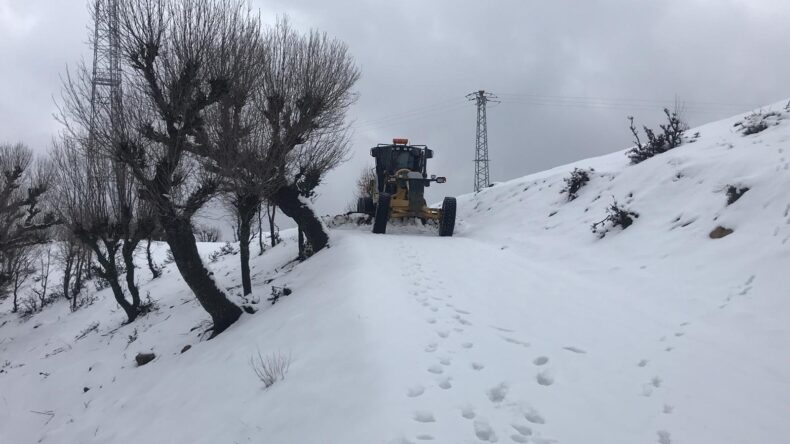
[356,138,456,236]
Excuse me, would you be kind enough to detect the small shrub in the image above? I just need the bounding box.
[19,295,39,317]
[267,286,292,305]
[734,110,782,136]
[561,168,591,201]
[591,199,639,238]
[194,225,221,242]
[250,349,291,388]
[725,185,749,205]
[209,242,237,263]
[626,109,687,164]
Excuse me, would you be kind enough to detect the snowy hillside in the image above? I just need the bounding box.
[2,101,790,444]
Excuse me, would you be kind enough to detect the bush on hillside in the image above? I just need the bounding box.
[725,185,749,205]
[591,199,639,238]
[733,110,782,136]
[561,168,592,201]
[209,242,237,263]
[626,108,687,164]
[250,349,291,388]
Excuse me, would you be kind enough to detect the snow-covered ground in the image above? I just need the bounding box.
[2,101,790,444]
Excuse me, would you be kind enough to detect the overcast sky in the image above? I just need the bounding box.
[2,0,789,225]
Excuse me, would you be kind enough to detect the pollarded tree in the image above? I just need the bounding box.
[49,136,152,322]
[256,18,360,255]
[0,143,58,304]
[106,0,269,335]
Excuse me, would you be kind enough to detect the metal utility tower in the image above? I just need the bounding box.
[89,0,123,141]
[466,90,498,193]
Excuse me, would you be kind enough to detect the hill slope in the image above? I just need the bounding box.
[2,101,790,444]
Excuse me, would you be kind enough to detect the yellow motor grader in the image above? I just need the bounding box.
[356,138,456,236]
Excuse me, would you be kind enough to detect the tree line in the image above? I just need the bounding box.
[0,0,359,337]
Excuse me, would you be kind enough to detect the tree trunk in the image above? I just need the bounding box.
[257,206,264,255]
[146,238,161,279]
[71,251,87,311]
[236,195,258,296]
[122,239,141,308]
[162,216,241,337]
[267,201,278,247]
[273,184,328,254]
[91,240,139,323]
[62,251,74,302]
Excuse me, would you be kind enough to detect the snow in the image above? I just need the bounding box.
[2,100,790,443]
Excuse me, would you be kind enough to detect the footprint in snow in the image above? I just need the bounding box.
[461,342,474,349]
[638,359,649,367]
[657,430,671,444]
[461,406,476,419]
[439,357,452,366]
[473,419,498,442]
[437,377,452,389]
[491,325,515,333]
[524,407,545,424]
[563,346,586,354]
[424,343,438,353]
[487,382,508,403]
[413,411,435,423]
[427,365,444,374]
[437,330,449,338]
[533,356,549,366]
[455,309,471,315]
[471,362,485,371]
[415,435,434,441]
[510,435,528,443]
[426,318,436,324]
[502,337,530,347]
[536,370,554,386]
[663,404,674,414]
[512,424,532,436]
[406,385,425,398]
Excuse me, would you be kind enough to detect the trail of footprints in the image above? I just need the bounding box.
[397,244,564,443]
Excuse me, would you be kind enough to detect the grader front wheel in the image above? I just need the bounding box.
[373,193,391,234]
[439,197,456,237]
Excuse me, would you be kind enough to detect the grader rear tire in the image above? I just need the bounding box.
[373,193,391,234]
[439,197,456,237]
[357,197,374,215]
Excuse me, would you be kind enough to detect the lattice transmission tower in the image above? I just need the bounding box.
[89,0,123,143]
[466,90,498,193]
[87,0,126,201]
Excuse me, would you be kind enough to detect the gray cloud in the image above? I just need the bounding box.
[2,0,788,219]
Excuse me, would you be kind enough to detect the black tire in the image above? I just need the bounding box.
[439,197,456,237]
[357,197,374,215]
[372,193,391,234]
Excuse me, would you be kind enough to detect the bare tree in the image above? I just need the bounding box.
[102,0,270,335]
[255,18,359,255]
[49,135,150,323]
[56,229,92,310]
[0,143,58,302]
[31,246,53,309]
[2,245,35,313]
[354,166,376,201]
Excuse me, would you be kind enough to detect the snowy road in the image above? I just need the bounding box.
[332,228,695,444]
